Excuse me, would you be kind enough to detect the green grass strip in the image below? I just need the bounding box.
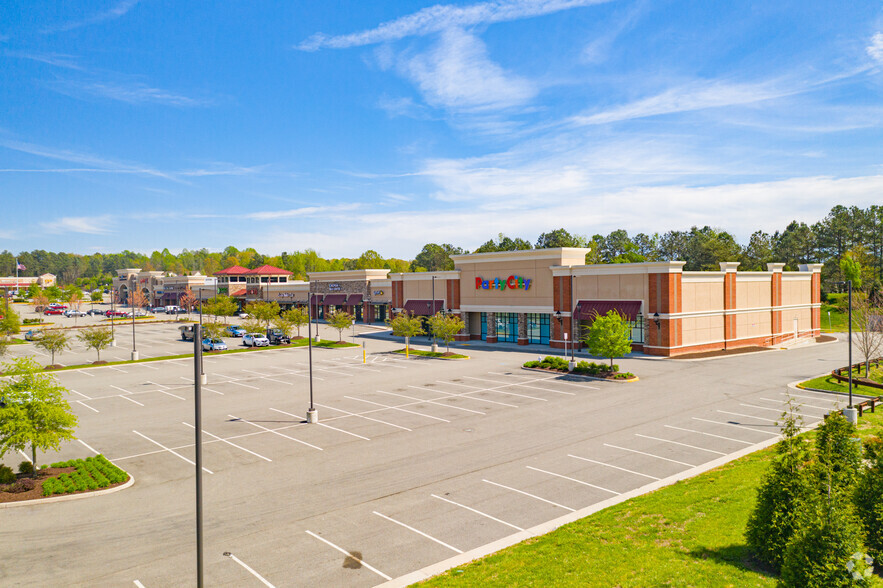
[393,348,469,359]
[417,410,883,587]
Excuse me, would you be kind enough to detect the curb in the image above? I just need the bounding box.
[0,473,134,509]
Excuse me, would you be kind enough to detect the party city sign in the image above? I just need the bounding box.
[475,276,532,291]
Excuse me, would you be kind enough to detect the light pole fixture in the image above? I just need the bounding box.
[306,285,317,424]
[653,312,660,328]
[131,289,137,361]
[836,280,856,423]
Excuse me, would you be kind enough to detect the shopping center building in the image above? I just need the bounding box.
[115,248,821,356]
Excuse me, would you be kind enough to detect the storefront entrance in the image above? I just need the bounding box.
[526,313,550,344]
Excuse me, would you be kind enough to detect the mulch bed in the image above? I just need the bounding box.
[816,335,837,343]
[0,467,128,504]
[673,346,773,360]
[526,366,631,380]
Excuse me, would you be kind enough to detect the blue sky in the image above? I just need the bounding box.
[1,1,882,259]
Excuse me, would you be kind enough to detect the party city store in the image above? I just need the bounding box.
[389,248,822,357]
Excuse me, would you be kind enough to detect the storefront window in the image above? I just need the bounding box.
[480,312,487,340]
[526,313,550,344]
[496,312,518,343]
[630,314,644,344]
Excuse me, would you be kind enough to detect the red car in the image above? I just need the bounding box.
[44,308,64,315]
[105,310,128,317]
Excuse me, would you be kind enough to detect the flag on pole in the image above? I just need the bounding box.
[16,262,26,271]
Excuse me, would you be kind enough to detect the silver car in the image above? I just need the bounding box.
[243,333,269,347]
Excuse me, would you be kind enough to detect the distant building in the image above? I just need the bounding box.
[112,269,216,306]
[0,273,56,291]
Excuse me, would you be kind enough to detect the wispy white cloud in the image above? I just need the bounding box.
[296,0,612,51]
[178,164,268,177]
[868,32,883,64]
[401,28,536,112]
[0,140,178,180]
[245,203,362,221]
[41,215,115,235]
[0,229,16,240]
[581,0,644,64]
[7,51,84,70]
[43,0,140,34]
[46,79,209,107]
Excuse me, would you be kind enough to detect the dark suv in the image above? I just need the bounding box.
[267,329,290,345]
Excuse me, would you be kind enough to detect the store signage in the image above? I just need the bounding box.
[373,290,384,295]
[329,283,341,291]
[475,276,532,291]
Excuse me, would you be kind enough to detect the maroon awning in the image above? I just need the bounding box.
[574,300,642,321]
[323,294,348,306]
[402,299,444,316]
[346,294,363,305]
[309,294,324,304]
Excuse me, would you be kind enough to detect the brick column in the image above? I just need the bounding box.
[446,278,460,312]
[720,262,739,348]
[363,302,373,324]
[646,271,682,356]
[517,313,528,345]
[392,280,404,309]
[768,263,784,344]
[486,312,498,344]
[800,263,823,335]
[455,311,470,341]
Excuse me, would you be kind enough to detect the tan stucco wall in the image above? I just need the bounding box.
[682,314,725,345]
[782,277,812,306]
[781,307,813,334]
[402,279,449,304]
[458,260,553,308]
[681,279,724,313]
[573,274,648,309]
[735,278,772,309]
[735,311,772,338]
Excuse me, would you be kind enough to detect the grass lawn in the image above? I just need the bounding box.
[800,364,883,394]
[393,348,469,359]
[821,303,849,332]
[417,411,883,587]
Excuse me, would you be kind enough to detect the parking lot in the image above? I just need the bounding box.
[0,318,851,587]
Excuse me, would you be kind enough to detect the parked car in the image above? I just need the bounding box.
[179,324,197,341]
[267,329,290,345]
[105,310,128,317]
[236,312,250,319]
[47,303,67,310]
[64,309,87,317]
[44,308,64,315]
[24,329,43,341]
[86,308,105,316]
[243,333,269,347]
[225,325,246,337]
[165,306,182,314]
[151,306,167,313]
[202,338,228,351]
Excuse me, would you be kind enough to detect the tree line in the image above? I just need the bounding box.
[2,204,881,292]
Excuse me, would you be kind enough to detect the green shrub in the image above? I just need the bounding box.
[780,495,866,587]
[0,465,15,485]
[855,437,883,560]
[42,479,57,496]
[18,461,34,475]
[9,478,35,493]
[40,464,48,470]
[523,360,540,368]
[22,318,41,324]
[538,356,569,371]
[815,413,862,493]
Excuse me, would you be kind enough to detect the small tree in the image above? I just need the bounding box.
[44,285,63,303]
[205,295,238,323]
[388,312,424,355]
[179,288,197,316]
[0,357,78,474]
[583,310,632,369]
[0,306,21,337]
[77,327,114,362]
[130,290,148,312]
[25,283,40,300]
[273,314,295,338]
[0,337,8,358]
[840,254,863,291]
[852,293,882,378]
[32,293,49,313]
[282,307,309,338]
[427,312,465,353]
[90,290,103,303]
[241,319,265,335]
[855,436,883,560]
[326,310,355,342]
[35,330,70,366]
[201,321,226,341]
[245,300,281,334]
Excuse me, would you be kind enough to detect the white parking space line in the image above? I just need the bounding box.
[663,425,754,445]
[182,422,272,462]
[320,358,382,373]
[262,377,300,386]
[431,494,524,531]
[315,403,412,432]
[603,443,698,468]
[304,531,392,581]
[372,511,463,554]
[692,417,779,436]
[526,465,620,495]
[134,363,160,370]
[269,408,370,441]
[78,370,95,377]
[119,395,145,407]
[223,552,276,588]
[491,372,601,391]
[375,390,486,415]
[760,397,830,411]
[634,434,727,456]
[416,385,519,409]
[76,400,99,413]
[19,450,31,462]
[461,376,556,399]
[132,430,214,474]
[567,454,661,480]
[468,375,576,396]
[228,415,323,451]
[717,410,777,423]
[227,381,260,390]
[78,439,100,455]
[144,380,169,389]
[344,396,451,423]
[107,366,128,373]
[483,479,575,512]
[70,389,92,400]
[133,580,146,587]
[202,387,224,396]
[158,390,186,400]
[739,402,816,416]
[444,380,547,402]
[111,385,132,395]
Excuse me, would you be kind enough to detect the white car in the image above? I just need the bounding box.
[63,309,87,317]
[243,333,269,347]
[202,338,228,351]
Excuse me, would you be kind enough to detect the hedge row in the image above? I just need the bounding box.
[524,356,635,379]
[42,455,128,497]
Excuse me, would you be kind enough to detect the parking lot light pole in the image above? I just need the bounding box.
[110,290,116,346]
[192,324,205,588]
[837,280,857,424]
[306,292,318,424]
[131,292,138,361]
